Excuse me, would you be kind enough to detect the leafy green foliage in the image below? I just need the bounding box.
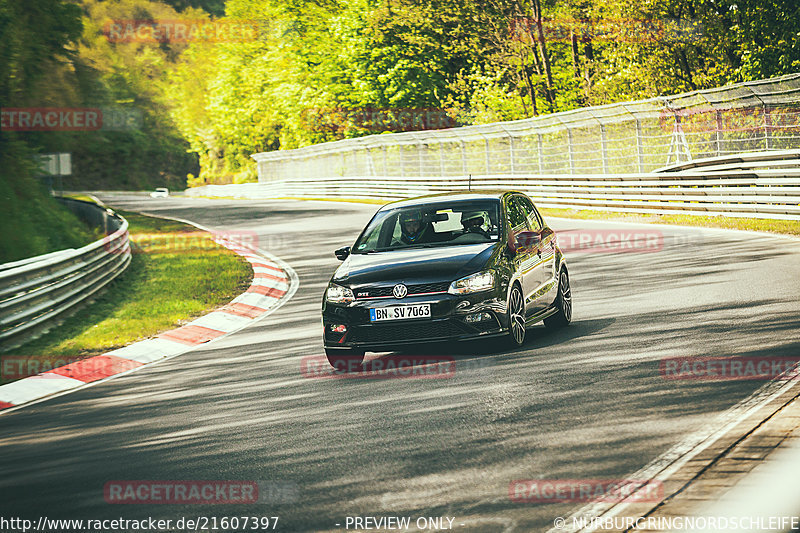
[0,138,96,263]
[4,0,800,190]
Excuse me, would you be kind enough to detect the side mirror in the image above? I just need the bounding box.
[334,246,351,261]
[516,230,541,249]
[540,227,554,241]
[507,230,540,255]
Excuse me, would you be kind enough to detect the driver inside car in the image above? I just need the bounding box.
[460,210,491,239]
[394,209,432,245]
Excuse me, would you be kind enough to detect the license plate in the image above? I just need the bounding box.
[370,304,431,322]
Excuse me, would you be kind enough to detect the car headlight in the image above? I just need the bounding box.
[448,271,495,294]
[326,283,355,304]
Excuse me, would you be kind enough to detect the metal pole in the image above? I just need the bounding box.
[567,127,576,174]
[635,119,644,172]
[509,135,515,174]
[537,134,544,173]
[764,104,772,150]
[460,141,467,175]
[418,142,424,176]
[600,123,609,174]
[399,145,404,177]
[715,110,723,157]
[485,138,490,174]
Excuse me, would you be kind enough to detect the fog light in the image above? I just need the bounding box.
[329,324,347,333]
[465,312,492,323]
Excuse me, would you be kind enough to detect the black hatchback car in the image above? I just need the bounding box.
[322,191,571,369]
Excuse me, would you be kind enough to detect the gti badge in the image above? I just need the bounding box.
[393,284,408,299]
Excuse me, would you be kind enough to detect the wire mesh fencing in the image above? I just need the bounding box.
[252,74,800,181]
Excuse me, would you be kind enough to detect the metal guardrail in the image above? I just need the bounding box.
[191,149,800,220]
[0,200,131,350]
[252,74,800,180]
[654,149,800,173]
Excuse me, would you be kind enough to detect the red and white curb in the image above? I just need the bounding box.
[0,223,298,414]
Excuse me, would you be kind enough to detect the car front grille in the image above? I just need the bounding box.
[350,320,465,344]
[354,281,451,299]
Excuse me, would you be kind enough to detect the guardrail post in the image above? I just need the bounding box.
[567,127,576,174]
[383,145,388,175]
[418,142,424,176]
[369,148,376,176]
[635,119,645,172]
[509,135,515,174]
[715,110,723,156]
[485,138,491,174]
[600,123,610,174]
[460,141,467,175]
[399,145,405,177]
[537,134,544,173]
[764,105,772,150]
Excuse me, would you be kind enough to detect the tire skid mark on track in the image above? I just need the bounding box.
[0,215,299,415]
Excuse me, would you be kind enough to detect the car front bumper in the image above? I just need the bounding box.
[323,291,508,351]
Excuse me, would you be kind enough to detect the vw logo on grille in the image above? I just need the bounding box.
[393,284,408,299]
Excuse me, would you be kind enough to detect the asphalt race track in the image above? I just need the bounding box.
[2,194,800,532]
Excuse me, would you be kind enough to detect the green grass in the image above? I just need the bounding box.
[0,175,98,263]
[62,193,98,204]
[0,209,252,383]
[538,208,800,236]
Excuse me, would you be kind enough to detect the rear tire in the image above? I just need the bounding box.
[544,268,572,329]
[506,283,526,347]
[325,348,365,372]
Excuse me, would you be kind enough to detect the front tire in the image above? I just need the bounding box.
[544,268,572,329]
[506,283,526,347]
[325,348,365,372]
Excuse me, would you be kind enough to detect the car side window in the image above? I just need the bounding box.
[506,196,528,234]
[516,195,542,232]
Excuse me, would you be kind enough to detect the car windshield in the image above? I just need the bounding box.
[352,199,501,253]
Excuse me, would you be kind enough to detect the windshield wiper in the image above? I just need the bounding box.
[376,243,435,252]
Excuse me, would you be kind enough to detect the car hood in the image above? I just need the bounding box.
[333,243,496,286]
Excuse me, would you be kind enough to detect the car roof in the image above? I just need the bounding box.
[379,190,520,210]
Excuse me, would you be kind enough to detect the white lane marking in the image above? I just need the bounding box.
[0,375,86,406]
[252,266,285,274]
[250,277,290,290]
[232,291,282,308]
[189,311,253,332]
[106,338,189,364]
